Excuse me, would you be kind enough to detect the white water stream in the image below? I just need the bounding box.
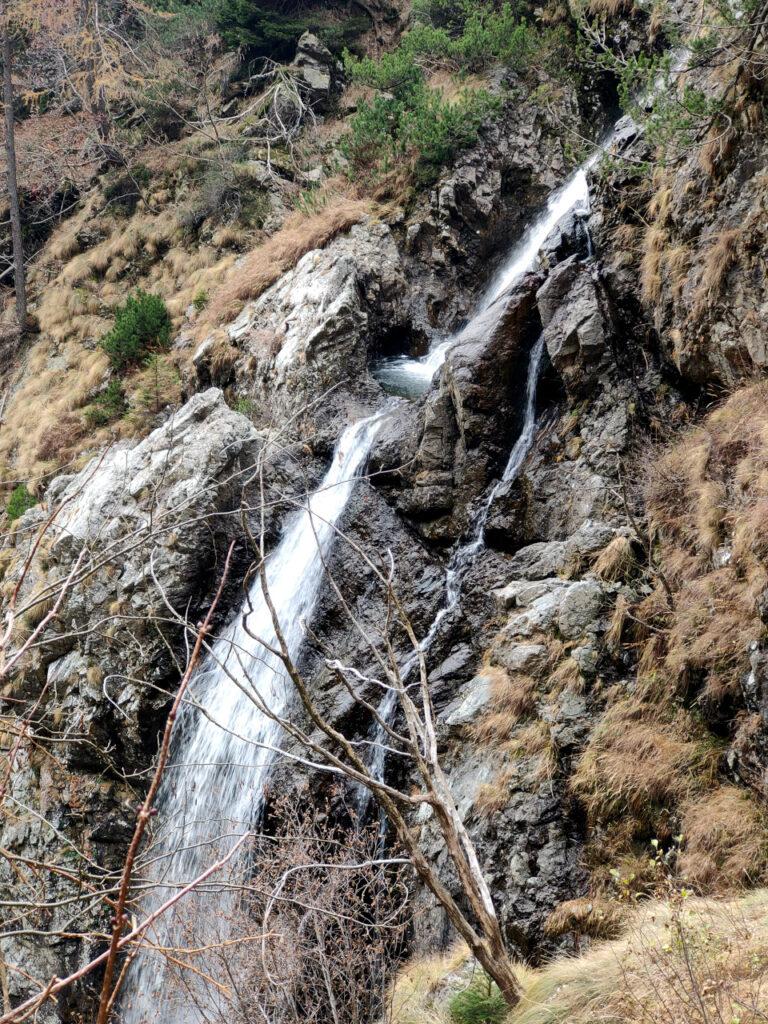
[374,158,595,398]
[121,414,383,1023]
[123,116,621,1022]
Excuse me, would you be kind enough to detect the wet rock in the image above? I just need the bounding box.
[446,674,494,727]
[547,691,591,752]
[537,256,609,396]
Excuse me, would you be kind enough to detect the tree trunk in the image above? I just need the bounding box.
[1,29,26,330]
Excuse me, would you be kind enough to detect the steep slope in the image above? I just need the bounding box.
[1,1,767,1021]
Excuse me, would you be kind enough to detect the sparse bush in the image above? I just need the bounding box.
[128,354,182,418]
[102,164,151,217]
[7,484,36,522]
[449,974,507,1024]
[192,289,209,311]
[179,158,270,231]
[84,380,128,427]
[101,290,172,371]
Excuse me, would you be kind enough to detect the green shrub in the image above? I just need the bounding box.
[101,291,172,372]
[148,0,371,58]
[7,484,36,523]
[341,79,497,186]
[84,380,128,427]
[341,1,538,186]
[192,289,209,311]
[449,975,507,1024]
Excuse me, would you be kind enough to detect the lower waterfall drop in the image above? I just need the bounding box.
[360,334,547,800]
[120,413,383,1024]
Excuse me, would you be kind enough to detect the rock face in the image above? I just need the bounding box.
[0,390,268,1013]
[220,221,408,433]
[6,32,768,1020]
[591,100,768,386]
[403,73,590,328]
[537,257,610,396]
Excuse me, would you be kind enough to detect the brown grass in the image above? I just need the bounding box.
[570,698,718,836]
[640,224,666,304]
[388,892,768,1024]
[694,227,742,309]
[544,897,626,943]
[679,785,768,891]
[644,382,768,703]
[592,535,637,582]
[470,669,538,745]
[586,0,632,15]
[509,891,768,1024]
[204,197,372,327]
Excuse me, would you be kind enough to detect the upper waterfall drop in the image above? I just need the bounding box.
[373,158,594,399]
[120,413,384,1024]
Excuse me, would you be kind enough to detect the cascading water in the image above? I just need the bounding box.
[373,159,594,399]
[121,414,383,1024]
[358,335,547,807]
[125,111,624,1019]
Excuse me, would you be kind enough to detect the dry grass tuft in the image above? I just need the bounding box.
[586,0,632,15]
[547,656,583,695]
[544,897,626,943]
[470,669,538,745]
[592,535,637,582]
[570,699,718,837]
[694,227,742,309]
[640,224,666,304]
[204,197,372,327]
[679,785,768,891]
[388,942,473,1024]
[644,382,768,704]
[508,891,768,1024]
[664,244,691,299]
[475,766,518,817]
[388,893,768,1024]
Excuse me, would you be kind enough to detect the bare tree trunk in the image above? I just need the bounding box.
[1,30,26,331]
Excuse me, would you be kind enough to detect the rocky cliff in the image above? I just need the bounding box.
[1,5,767,1021]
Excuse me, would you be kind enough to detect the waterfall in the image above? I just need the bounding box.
[121,413,383,1024]
[373,160,593,398]
[359,335,547,804]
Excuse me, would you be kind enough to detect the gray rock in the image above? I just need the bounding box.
[294,32,338,111]
[548,691,590,752]
[557,580,605,639]
[493,579,555,609]
[446,674,494,727]
[537,256,609,395]
[492,642,548,675]
[505,588,566,638]
[505,540,569,580]
[571,644,599,675]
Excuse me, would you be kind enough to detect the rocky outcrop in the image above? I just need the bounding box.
[0,390,270,1012]
[537,257,611,396]
[217,221,408,435]
[293,32,341,112]
[402,75,592,329]
[590,88,768,387]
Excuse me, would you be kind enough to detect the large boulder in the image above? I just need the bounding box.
[222,222,407,435]
[294,32,340,112]
[11,389,264,767]
[537,256,609,396]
